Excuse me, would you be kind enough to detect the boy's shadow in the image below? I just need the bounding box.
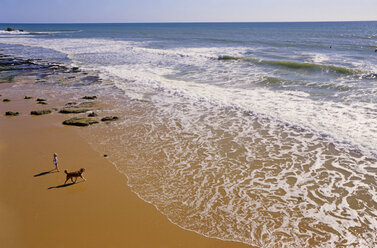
[34,169,58,177]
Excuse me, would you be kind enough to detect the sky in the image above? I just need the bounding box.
[0,0,376,23]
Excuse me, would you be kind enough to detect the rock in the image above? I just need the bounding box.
[72,67,80,72]
[5,111,19,116]
[82,96,97,100]
[62,117,99,126]
[6,27,15,32]
[88,112,98,117]
[139,99,152,103]
[78,102,95,107]
[101,116,119,122]
[24,96,33,99]
[3,99,10,102]
[59,108,89,114]
[103,154,108,157]
[37,101,47,105]
[64,102,94,108]
[65,102,77,107]
[36,98,47,102]
[30,109,52,115]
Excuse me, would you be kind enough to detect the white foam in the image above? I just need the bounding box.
[2,35,377,247]
[0,30,30,35]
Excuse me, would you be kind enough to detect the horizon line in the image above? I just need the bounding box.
[1,20,376,25]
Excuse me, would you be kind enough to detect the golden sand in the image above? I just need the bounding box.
[0,82,251,248]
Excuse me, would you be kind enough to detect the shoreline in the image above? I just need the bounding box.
[0,78,250,248]
[1,45,376,246]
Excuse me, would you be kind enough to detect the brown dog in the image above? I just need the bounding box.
[64,168,86,184]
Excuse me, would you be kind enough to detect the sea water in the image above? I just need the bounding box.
[1,22,377,247]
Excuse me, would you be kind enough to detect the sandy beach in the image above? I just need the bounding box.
[0,81,251,248]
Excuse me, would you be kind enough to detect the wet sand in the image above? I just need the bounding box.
[0,83,251,248]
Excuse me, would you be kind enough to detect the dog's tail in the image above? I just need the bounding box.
[64,170,68,174]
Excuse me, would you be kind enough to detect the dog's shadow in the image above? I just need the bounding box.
[48,181,83,190]
[34,169,58,177]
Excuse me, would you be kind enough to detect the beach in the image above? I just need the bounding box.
[1,22,377,247]
[0,79,251,248]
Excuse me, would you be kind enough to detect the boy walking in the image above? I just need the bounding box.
[53,153,59,172]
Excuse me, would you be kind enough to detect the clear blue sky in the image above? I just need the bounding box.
[0,0,376,23]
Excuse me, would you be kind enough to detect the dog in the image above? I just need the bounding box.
[64,168,86,184]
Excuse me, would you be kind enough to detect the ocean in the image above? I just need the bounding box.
[1,22,377,247]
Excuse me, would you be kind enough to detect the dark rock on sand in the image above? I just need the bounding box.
[101,116,119,122]
[78,102,95,108]
[104,154,108,157]
[36,98,47,102]
[30,109,52,115]
[82,96,97,100]
[62,117,99,126]
[5,111,19,116]
[64,102,94,108]
[72,67,80,72]
[3,99,10,102]
[88,112,98,117]
[59,108,89,114]
[65,102,77,107]
[24,96,33,99]
[37,101,47,105]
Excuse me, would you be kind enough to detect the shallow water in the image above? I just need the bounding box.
[1,22,377,247]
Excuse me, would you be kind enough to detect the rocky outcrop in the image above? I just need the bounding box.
[59,108,89,114]
[30,109,52,115]
[62,117,99,126]
[78,102,95,108]
[101,116,119,122]
[5,111,19,116]
[88,112,98,117]
[82,96,97,100]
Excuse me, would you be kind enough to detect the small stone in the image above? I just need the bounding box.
[88,112,98,117]
[59,108,89,114]
[24,96,33,99]
[36,98,47,102]
[65,102,77,107]
[30,109,52,115]
[3,99,10,102]
[78,102,95,107]
[5,111,19,116]
[72,67,80,72]
[101,116,119,122]
[62,117,99,126]
[82,96,97,100]
[104,154,108,157]
[37,101,47,105]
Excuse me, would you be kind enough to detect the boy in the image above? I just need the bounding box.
[53,153,59,172]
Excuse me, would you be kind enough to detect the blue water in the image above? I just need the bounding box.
[1,22,377,247]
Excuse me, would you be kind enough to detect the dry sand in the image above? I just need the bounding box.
[0,83,251,248]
